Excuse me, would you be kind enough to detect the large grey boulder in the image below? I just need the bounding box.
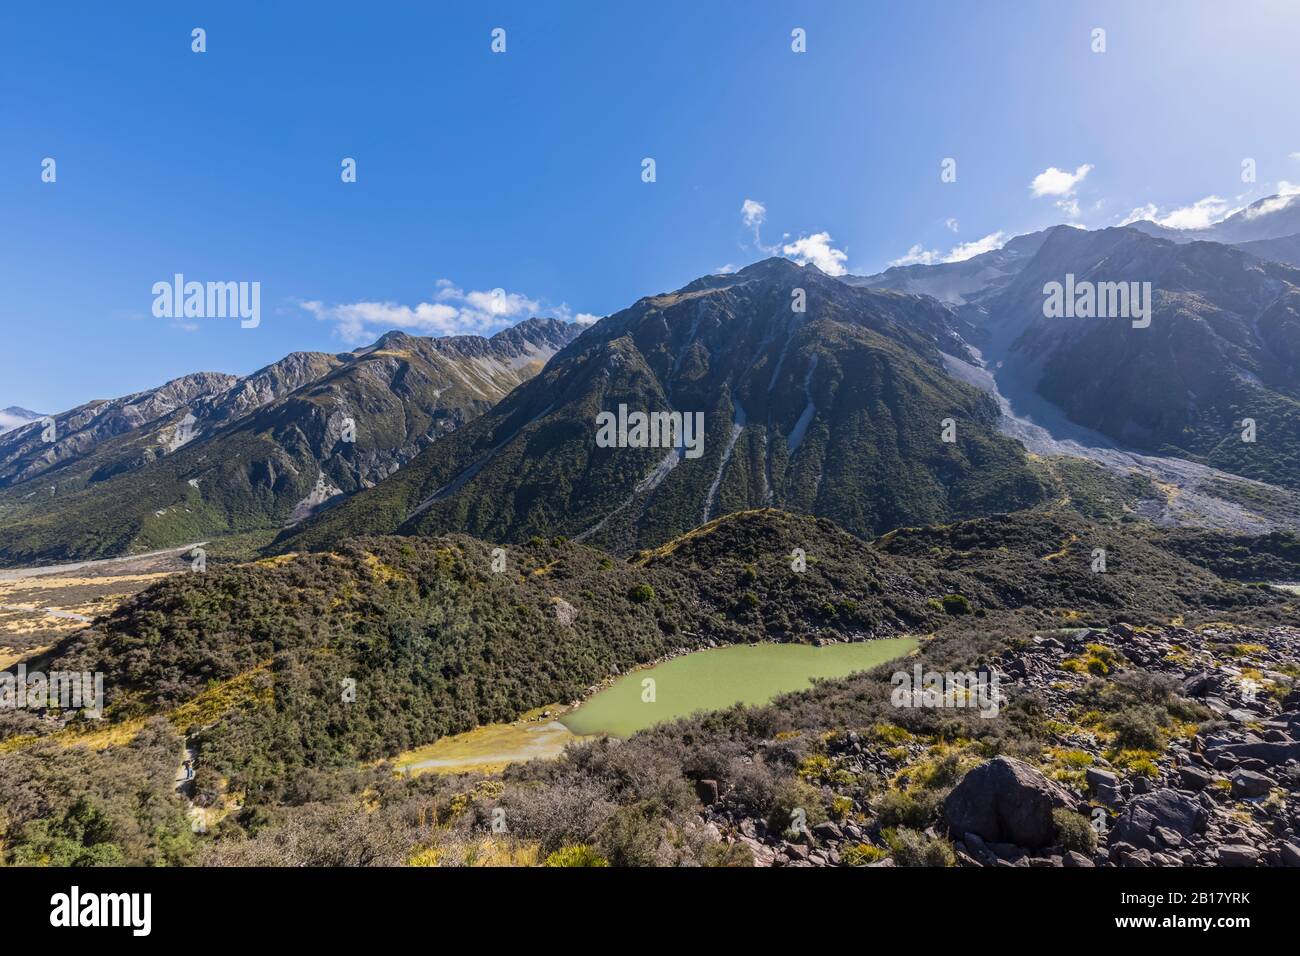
[942,757,1075,850]
[1230,769,1273,798]
[1112,789,1208,850]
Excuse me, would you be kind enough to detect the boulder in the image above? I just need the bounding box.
[811,821,843,843]
[1217,844,1259,867]
[1178,766,1214,791]
[1119,848,1152,867]
[1208,740,1300,766]
[1230,769,1273,798]
[1112,789,1208,850]
[1180,671,1214,697]
[693,779,719,805]
[943,757,1075,849]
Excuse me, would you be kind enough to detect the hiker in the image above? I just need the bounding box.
[183,758,193,780]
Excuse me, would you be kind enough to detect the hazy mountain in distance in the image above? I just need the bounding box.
[944,226,1300,491]
[1234,233,1300,269]
[0,407,42,434]
[1127,191,1300,245]
[843,228,1056,306]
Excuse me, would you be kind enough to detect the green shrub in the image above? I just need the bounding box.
[1052,808,1097,854]
[841,842,888,866]
[701,842,755,867]
[628,584,655,604]
[873,789,939,829]
[941,593,972,616]
[543,844,609,867]
[883,827,955,867]
[767,779,826,837]
[595,803,661,867]
[1106,705,1166,751]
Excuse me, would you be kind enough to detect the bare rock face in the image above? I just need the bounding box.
[943,756,1077,850]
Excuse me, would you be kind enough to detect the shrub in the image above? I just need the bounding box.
[700,842,755,867]
[594,803,661,867]
[1106,705,1166,751]
[1109,749,1161,778]
[873,789,939,829]
[883,827,955,867]
[941,593,972,616]
[1052,808,1097,854]
[628,584,655,604]
[767,779,825,837]
[908,746,968,791]
[841,842,888,866]
[829,795,854,821]
[543,844,609,867]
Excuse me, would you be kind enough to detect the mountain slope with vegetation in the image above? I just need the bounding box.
[280,259,1048,556]
[0,320,578,566]
[2,507,1293,866]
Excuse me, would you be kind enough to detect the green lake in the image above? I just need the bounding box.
[559,638,917,737]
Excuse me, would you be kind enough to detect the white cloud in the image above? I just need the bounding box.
[887,231,1007,268]
[781,232,848,276]
[1120,195,1242,230]
[0,411,39,434]
[1030,164,1094,198]
[1244,181,1300,219]
[944,217,960,233]
[1155,196,1233,230]
[573,313,601,326]
[740,198,783,253]
[1290,152,1300,161]
[303,281,545,344]
[945,231,1007,262]
[1118,203,1159,225]
[714,263,740,275]
[888,244,941,268]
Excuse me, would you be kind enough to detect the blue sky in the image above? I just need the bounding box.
[3,0,1299,412]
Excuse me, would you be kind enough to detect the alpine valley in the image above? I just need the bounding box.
[4,201,1300,870]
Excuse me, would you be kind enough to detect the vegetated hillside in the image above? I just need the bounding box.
[1155,527,1300,582]
[872,510,1281,623]
[279,258,1048,556]
[1,508,1292,866]
[16,512,955,798]
[0,320,578,566]
[16,511,1283,784]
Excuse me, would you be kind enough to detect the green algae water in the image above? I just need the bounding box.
[560,638,917,737]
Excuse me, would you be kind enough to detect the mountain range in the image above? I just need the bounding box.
[5,199,1300,872]
[4,194,1300,567]
[0,319,577,565]
[279,257,1047,555]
